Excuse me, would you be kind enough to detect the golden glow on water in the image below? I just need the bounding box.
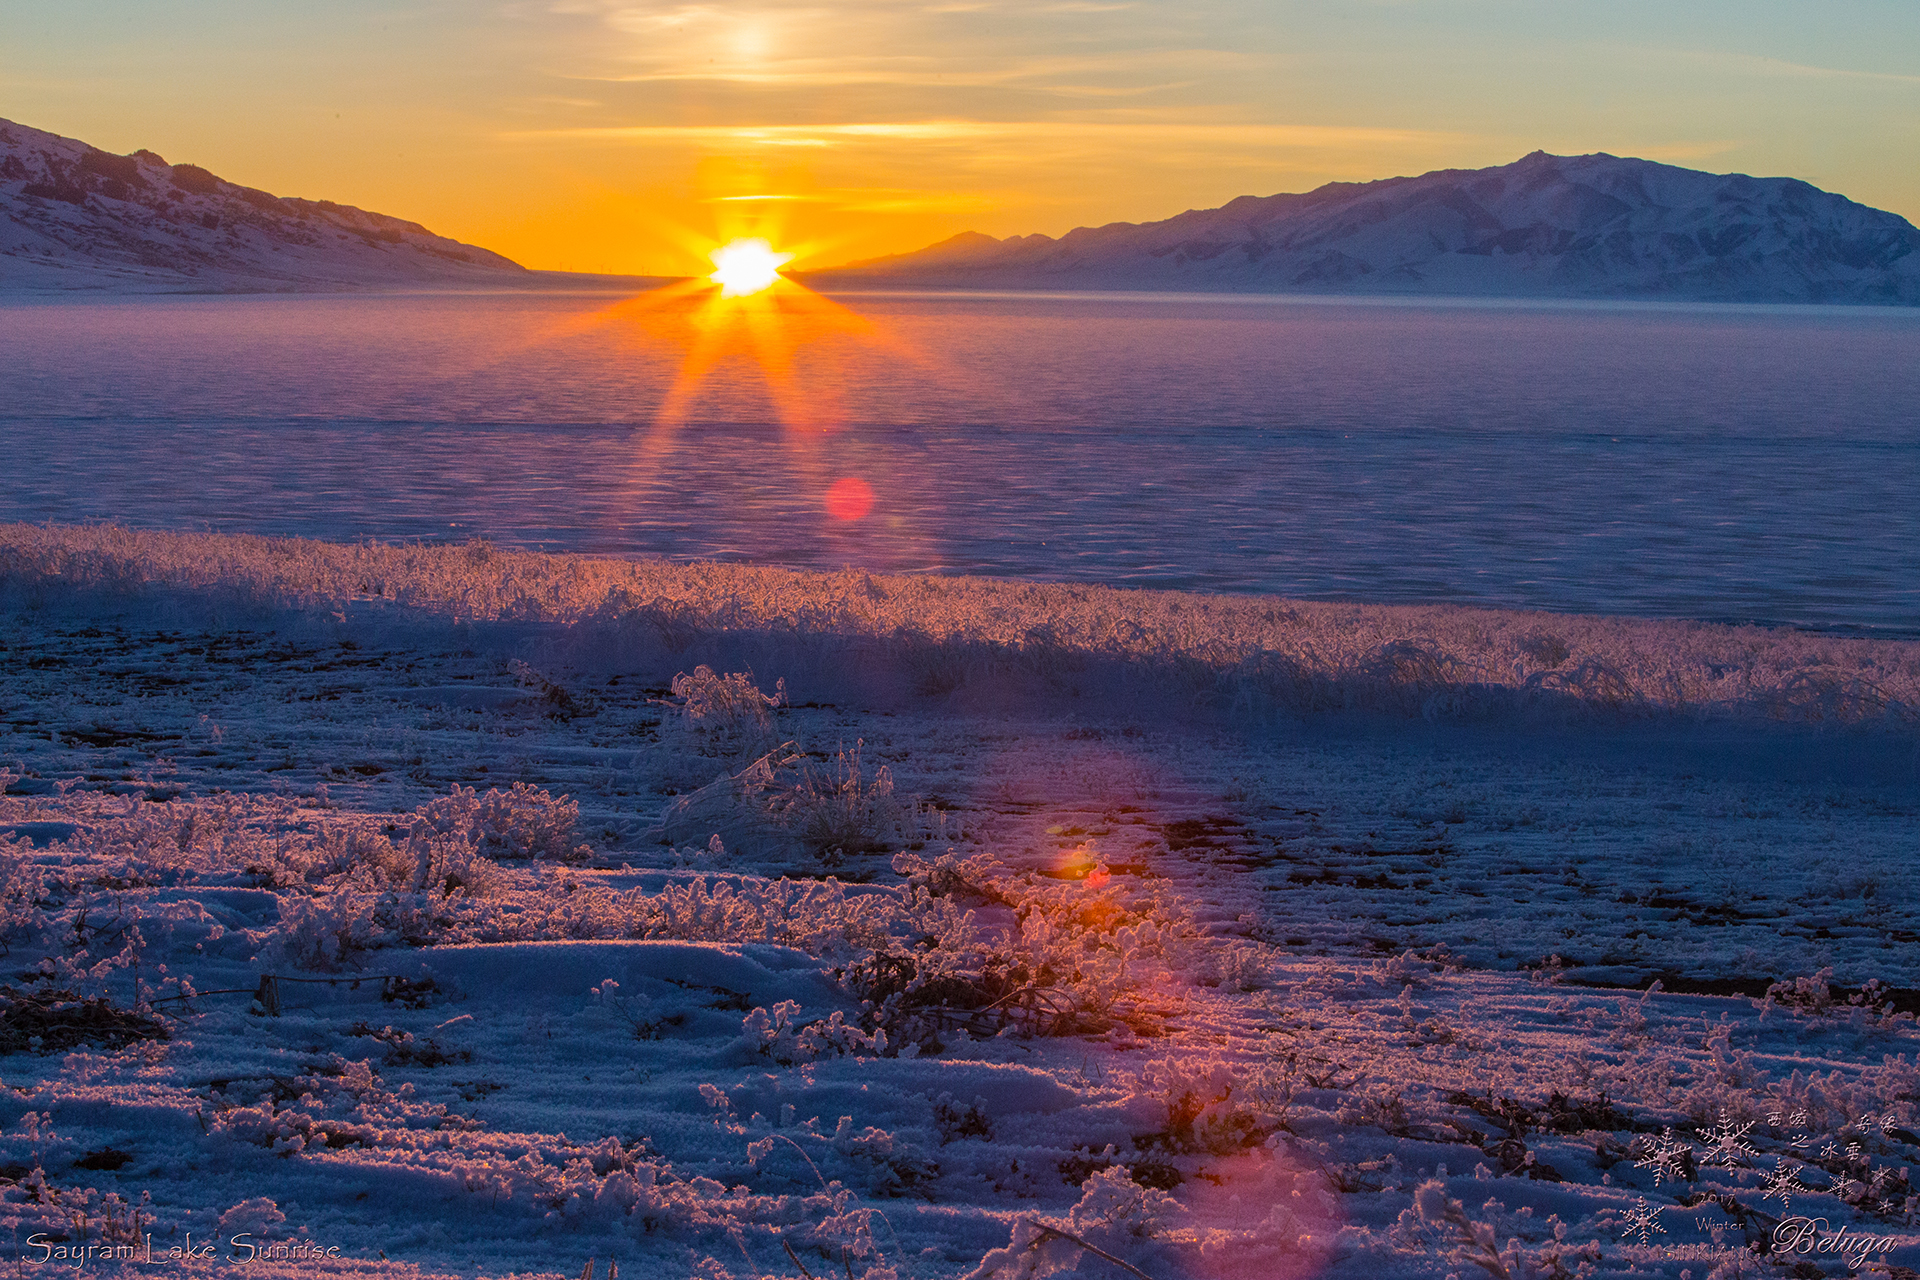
[553,222,945,528]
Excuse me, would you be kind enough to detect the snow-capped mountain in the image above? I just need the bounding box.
[808,152,1920,304]
[0,117,525,291]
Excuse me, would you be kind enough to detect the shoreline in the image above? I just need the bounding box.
[6,522,1916,731]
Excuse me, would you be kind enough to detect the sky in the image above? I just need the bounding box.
[3,1,1918,275]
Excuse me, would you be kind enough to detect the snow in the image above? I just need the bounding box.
[1,526,1917,1278]
[0,117,525,292]
[811,151,1920,306]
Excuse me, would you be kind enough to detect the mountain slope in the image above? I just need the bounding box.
[807,152,1920,305]
[0,118,525,291]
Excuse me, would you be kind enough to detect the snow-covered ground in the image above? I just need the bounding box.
[3,527,1918,1279]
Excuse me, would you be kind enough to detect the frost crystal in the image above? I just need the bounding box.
[1633,1127,1693,1186]
[1696,1112,1758,1168]
[1760,1157,1806,1210]
[1617,1195,1667,1246]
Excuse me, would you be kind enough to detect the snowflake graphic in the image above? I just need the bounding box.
[1618,1195,1668,1246]
[1761,1157,1807,1210]
[1697,1112,1759,1168]
[1633,1127,1694,1186]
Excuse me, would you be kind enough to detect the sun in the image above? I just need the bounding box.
[708,238,792,296]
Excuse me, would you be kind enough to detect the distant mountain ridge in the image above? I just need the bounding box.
[0,117,525,291]
[806,152,1920,305]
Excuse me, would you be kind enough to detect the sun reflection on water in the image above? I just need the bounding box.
[565,240,932,528]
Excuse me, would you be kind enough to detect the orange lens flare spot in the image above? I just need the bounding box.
[708,238,792,296]
[1053,843,1105,881]
[825,477,874,521]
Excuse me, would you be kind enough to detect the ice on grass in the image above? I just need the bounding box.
[0,525,1916,1278]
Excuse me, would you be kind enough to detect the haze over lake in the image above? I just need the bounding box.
[4,288,1916,634]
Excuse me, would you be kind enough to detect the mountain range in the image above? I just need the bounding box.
[7,117,1920,304]
[804,151,1920,305]
[0,117,525,291]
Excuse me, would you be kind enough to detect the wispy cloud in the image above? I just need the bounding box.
[508,120,1461,148]
[554,48,1262,90]
[703,187,1003,212]
[1662,48,1920,87]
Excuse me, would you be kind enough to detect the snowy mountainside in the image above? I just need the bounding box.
[0,117,525,291]
[809,151,1920,304]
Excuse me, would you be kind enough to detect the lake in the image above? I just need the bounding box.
[2,287,1916,634]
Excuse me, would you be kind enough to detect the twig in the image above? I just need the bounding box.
[1024,1223,1155,1280]
[782,1239,819,1280]
[759,1133,910,1270]
[147,974,407,1002]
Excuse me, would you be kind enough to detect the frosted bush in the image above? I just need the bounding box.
[9,784,583,901]
[413,781,587,864]
[1131,1057,1266,1153]
[891,849,1004,903]
[667,665,787,764]
[649,745,800,854]
[307,823,415,889]
[776,740,921,863]
[963,1167,1182,1280]
[738,1000,886,1063]
[1399,1181,1601,1280]
[216,1198,287,1240]
[0,849,48,943]
[260,892,385,971]
[1193,939,1275,990]
[1067,1164,1185,1239]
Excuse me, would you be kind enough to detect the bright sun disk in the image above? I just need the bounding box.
[709,238,792,295]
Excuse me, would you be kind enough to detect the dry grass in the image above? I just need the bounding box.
[3,522,1916,725]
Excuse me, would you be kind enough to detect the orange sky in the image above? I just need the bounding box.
[4,1,1917,275]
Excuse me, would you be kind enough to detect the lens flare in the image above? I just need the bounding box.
[708,238,792,295]
[825,476,875,521]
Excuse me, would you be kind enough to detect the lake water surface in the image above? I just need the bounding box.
[3,288,1916,634]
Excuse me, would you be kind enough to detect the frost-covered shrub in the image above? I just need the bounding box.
[653,736,934,865]
[633,876,912,958]
[1398,1181,1601,1280]
[1067,1164,1185,1239]
[210,1056,469,1156]
[0,985,170,1054]
[648,746,800,854]
[216,1198,287,1240]
[667,665,787,764]
[306,823,416,889]
[1131,1057,1268,1153]
[891,849,1004,903]
[963,1167,1183,1280]
[1194,939,1274,990]
[0,846,49,944]
[260,892,384,972]
[9,785,583,903]
[776,741,919,863]
[846,862,1196,1043]
[738,1000,886,1063]
[414,782,587,864]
